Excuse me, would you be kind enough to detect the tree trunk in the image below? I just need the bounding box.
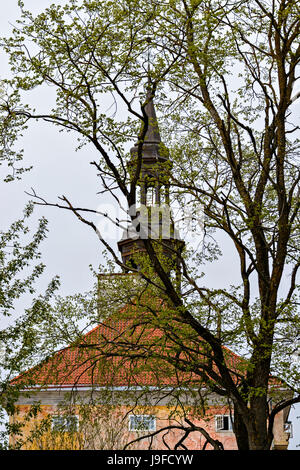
[233,404,249,450]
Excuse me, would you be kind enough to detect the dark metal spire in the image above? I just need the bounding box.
[130,91,168,164]
[143,90,161,144]
[117,89,185,278]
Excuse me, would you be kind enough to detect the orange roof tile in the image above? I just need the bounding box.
[12,311,246,390]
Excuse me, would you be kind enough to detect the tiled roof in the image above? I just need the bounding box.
[12,306,246,390]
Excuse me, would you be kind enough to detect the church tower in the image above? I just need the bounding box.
[117,91,185,283]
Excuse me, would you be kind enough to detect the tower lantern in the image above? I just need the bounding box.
[129,89,171,208]
[118,91,184,281]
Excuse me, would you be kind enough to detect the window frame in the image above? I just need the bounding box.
[51,414,79,433]
[128,414,156,432]
[284,421,293,438]
[215,414,234,432]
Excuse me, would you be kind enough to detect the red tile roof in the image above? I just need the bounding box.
[12,305,246,390]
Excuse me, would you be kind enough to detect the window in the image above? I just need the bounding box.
[284,421,293,438]
[146,187,156,206]
[135,186,141,206]
[215,415,233,432]
[51,415,79,432]
[129,415,156,432]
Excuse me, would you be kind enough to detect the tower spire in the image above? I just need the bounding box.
[117,91,184,281]
[143,88,161,144]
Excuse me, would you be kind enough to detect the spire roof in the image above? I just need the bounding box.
[143,90,161,144]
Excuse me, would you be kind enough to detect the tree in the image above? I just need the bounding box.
[0,203,61,449]
[1,0,299,450]
[15,274,232,450]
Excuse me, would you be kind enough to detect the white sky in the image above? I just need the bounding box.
[0,1,106,299]
[0,0,299,450]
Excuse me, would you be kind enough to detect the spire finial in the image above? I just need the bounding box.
[146,35,152,78]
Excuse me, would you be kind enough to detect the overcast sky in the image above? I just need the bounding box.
[0,1,299,450]
[0,1,107,299]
